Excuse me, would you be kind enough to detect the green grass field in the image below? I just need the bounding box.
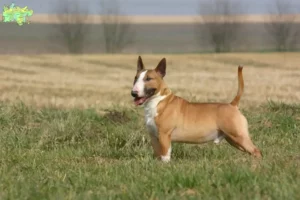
[0,101,299,199]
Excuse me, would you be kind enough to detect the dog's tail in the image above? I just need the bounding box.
[230,66,244,107]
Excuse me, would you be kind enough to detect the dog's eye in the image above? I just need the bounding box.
[146,77,152,81]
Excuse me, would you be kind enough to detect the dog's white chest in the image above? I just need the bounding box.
[144,95,166,138]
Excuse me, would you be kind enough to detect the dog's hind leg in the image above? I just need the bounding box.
[225,134,262,158]
[220,115,262,158]
[214,131,225,144]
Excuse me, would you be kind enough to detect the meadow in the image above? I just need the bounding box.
[0,53,300,199]
[1,53,300,108]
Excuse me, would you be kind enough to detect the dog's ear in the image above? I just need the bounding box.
[137,56,144,72]
[155,58,166,78]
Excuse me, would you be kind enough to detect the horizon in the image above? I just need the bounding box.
[1,0,300,15]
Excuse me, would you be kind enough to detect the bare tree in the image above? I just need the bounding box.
[195,0,241,53]
[52,0,90,54]
[265,0,299,52]
[100,0,135,53]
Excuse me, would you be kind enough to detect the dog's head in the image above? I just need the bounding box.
[131,56,166,106]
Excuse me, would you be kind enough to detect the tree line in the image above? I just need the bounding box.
[53,0,300,54]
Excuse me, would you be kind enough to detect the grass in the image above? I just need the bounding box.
[0,53,300,199]
[0,101,299,199]
[1,53,300,109]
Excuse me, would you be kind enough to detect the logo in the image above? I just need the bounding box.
[2,3,33,26]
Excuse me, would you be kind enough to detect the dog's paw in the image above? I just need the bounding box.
[161,155,171,163]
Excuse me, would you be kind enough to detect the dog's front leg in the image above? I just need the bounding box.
[158,132,172,163]
[150,135,161,159]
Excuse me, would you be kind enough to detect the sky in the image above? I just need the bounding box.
[1,0,300,15]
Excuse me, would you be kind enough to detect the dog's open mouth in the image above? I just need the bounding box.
[133,96,149,106]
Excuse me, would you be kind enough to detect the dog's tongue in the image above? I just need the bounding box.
[134,97,147,106]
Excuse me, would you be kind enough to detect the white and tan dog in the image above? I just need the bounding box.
[131,56,262,162]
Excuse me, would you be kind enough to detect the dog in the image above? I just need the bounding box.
[131,56,262,162]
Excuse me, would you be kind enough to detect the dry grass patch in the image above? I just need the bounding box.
[0,53,299,109]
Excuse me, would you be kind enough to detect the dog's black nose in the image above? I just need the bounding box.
[131,91,138,98]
